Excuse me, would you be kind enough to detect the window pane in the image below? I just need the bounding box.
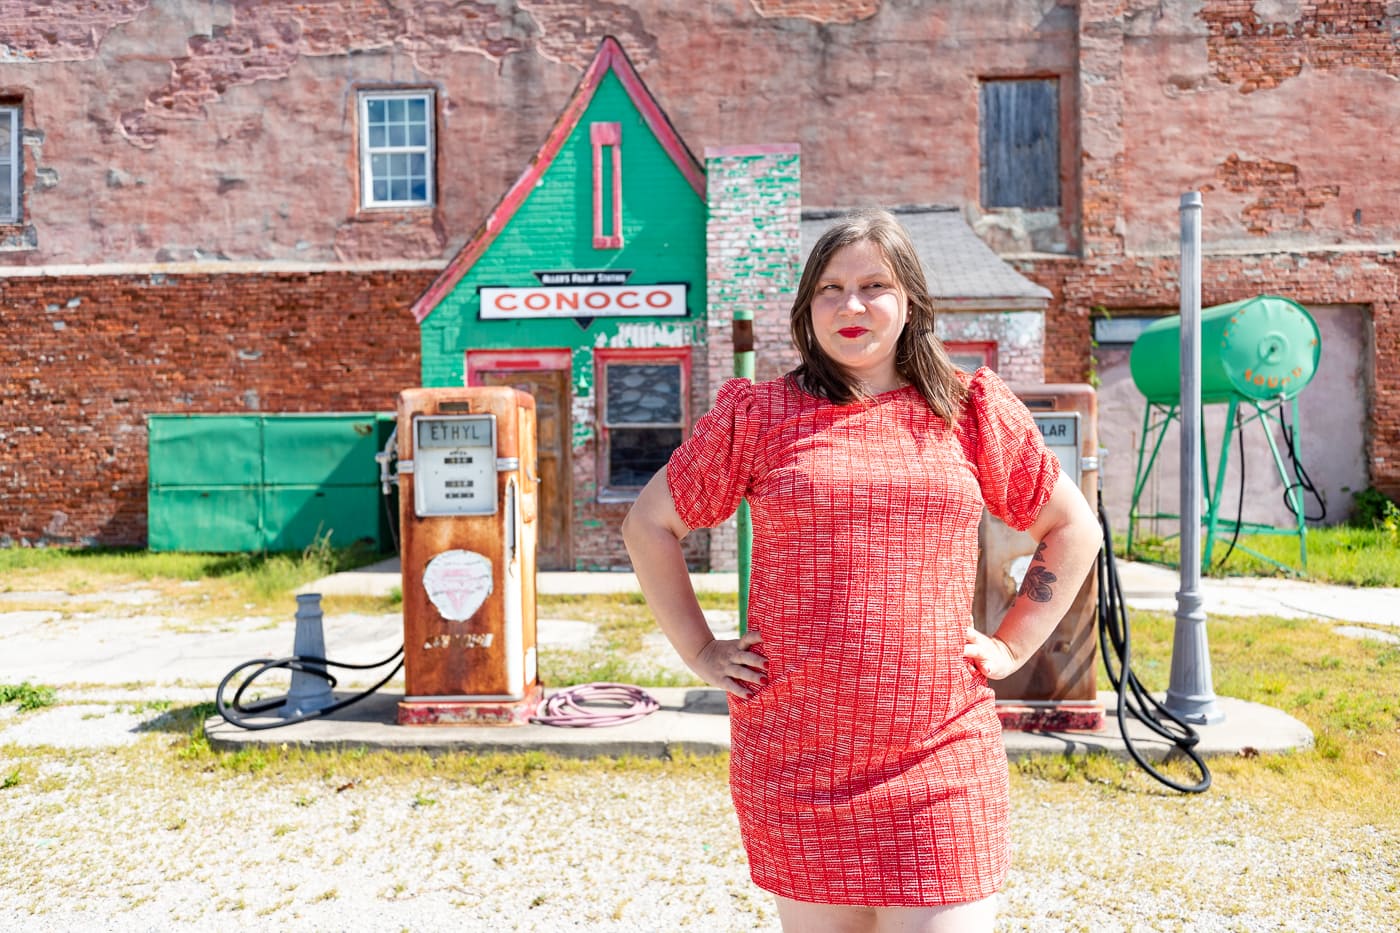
[387,98,405,123]
[606,364,682,424]
[0,111,11,157]
[610,428,683,487]
[408,153,425,179]
[388,122,406,147]
[980,79,1060,209]
[373,179,389,202]
[390,178,408,201]
[0,183,11,219]
[368,123,385,148]
[371,153,387,176]
[410,178,427,201]
[408,97,426,123]
[389,153,408,178]
[409,121,427,147]
[366,99,385,124]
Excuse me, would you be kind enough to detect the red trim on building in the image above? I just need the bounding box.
[944,340,999,372]
[591,122,623,249]
[466,348,572,383]
[410,36,704,324]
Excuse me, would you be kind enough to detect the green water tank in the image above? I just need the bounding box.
[1129,294,1320,405]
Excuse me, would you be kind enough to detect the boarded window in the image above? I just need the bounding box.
[0,106,19,223]
[597,351,688,496]
[359,90,434,208]
[980,79,1060,209]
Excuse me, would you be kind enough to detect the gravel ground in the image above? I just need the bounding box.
[1,715,1396,932]
[2,586,1396,930]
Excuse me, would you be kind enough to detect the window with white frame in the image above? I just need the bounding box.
[359,90,434,209]
[979,78,1060,209]
[597,350,688,498]
[0,105,19,224]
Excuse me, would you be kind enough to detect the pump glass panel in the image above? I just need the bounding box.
[414,414,497,516]
[1033,413,1080,486]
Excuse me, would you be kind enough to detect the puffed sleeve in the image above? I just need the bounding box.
[666,378,759,531]
[964,367,1061,531]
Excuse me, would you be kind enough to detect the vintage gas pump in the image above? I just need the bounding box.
[974,383,1102,731]
[395,387,542,725]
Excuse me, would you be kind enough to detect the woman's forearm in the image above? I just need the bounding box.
[990,518,1101,671]
[621,469,716,667]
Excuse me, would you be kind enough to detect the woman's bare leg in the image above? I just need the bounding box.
[775,895,877,933]
[873,895,998,933]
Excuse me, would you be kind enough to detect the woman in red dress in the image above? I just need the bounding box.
[623,210,1102,932]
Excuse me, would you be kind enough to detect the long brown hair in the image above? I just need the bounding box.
[790,209,967,423]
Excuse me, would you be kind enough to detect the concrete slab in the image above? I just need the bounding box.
[205,687,1311,763]
[308,558,1400,628]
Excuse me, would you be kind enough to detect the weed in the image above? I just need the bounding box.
[2,767,20,789]
[0,682,57,711]
[411,791,437,808]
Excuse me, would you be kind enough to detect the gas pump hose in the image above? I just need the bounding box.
[1096,503,1212,793]
[215,647,404,731]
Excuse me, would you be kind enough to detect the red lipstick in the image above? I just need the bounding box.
[838,327,867,338]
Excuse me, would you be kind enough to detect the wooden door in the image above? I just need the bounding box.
[476,368,571,570]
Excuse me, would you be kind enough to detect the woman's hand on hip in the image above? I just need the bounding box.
[963,624,1018,681]
[691,629,768,697]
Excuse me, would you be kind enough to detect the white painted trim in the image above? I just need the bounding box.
[1,106,18,224]
[358,89,435,210]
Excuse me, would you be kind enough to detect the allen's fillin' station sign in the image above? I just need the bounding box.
[478,269,688,321]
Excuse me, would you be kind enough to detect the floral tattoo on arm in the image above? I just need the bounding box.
[1017,541,1057,604]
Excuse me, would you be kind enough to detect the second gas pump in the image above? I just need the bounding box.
[394,387,543,725]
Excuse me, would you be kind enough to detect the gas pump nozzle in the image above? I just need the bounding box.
[376,425,399,495]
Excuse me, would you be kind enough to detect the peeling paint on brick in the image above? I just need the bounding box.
[750,0,882,24]
[1201,0,1400,93]
[1210,154,1341,234]
[119,2,532,149]
[0,0,151,62]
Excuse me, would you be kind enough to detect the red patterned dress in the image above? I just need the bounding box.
[666,367,1060,906]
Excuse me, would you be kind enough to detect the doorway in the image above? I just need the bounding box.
[468,350,573,571]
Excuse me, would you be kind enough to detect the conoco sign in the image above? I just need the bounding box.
[478,283,688,320]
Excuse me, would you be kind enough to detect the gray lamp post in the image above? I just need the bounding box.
[1164,191,1225,725]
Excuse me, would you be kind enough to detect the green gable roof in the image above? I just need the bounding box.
[411,36,705,325]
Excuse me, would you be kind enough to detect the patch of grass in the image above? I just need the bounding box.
[0,682,57,711]
[536,593,715,687]
[1098,609,1400,820]
[0,538,386,614]
[1120,525,1400,587]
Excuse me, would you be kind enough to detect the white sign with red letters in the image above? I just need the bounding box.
[479,283,687,319]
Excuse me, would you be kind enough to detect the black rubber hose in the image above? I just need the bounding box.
[1098,503,1212,794]
[215,646,404,731]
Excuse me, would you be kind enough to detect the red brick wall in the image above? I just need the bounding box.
[0,269,429,546]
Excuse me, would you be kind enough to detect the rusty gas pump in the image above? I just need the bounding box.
[394,387,542,725]
[974,383,1103,731]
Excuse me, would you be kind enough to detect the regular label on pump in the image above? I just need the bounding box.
[422,549,494,622]
[414,414,497,516]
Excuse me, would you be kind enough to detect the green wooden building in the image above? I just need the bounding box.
[411,38,709,570]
